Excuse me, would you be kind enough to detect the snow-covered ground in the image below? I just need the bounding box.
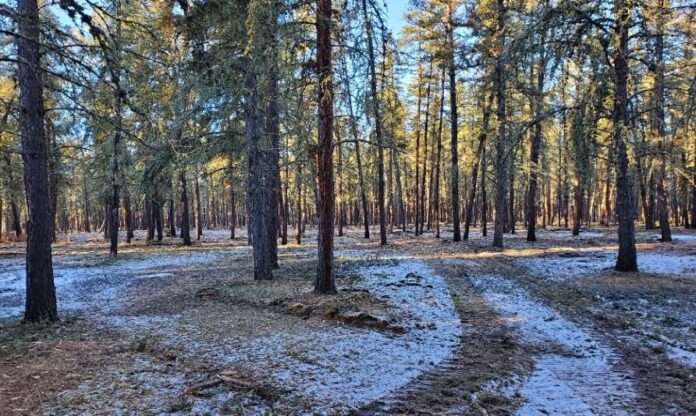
[0,251,224,318]
[1,248,462,413]
[116,258,463,413]
[518,251,696,281]
[651,234,696,243]
[470,275,636,416]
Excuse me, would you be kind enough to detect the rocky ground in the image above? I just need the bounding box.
[0,225,694,415]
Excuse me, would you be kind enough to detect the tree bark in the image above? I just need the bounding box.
[245,69,273,280]
[492,0,508,248]
[612,0,638,271]
[267,53,281,266]
[195,174,202,240]
[414,63,423,235]
[448,6,461,242]
[180,170,192,246]
[465,95,492,240]
[526,26,546,242]
[315,0,337,293]
[295,163,302,245]
[652,0,672,242]
[420,64,433,235]
[362,0,387,246]
[434,68,445,238]
[18,0,57,321]
[228,161,236,240]
[124,187,133,243]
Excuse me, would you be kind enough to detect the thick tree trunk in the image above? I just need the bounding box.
[492,0,507,248]
[18,0,57,321]
[315,0,336,293]
[526,29,546,242]
[245,69,273,280]
[448,22,461,242]
[267,59,281,266]
[613,0,638,271]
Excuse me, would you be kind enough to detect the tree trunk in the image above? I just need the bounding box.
[109,94,122,257]
[448,12,461,242]
[526,27,546,242]
[195,174,202,240]
[355,134,370,238]
[613,0,638,271]
[692,135,696,228]
[414,64,423,235]
[267,55,281,266]
[433,68,445,238]
[492,0,507,248]
[465,95,492,240]
[124,188,133,243]
[420,64,433,235]
[295,163,302,245]
[10,197,22,238]
[18,0,57,321]
[4,153,23,237]
[362,0,387,246]
[154,189,163,242]
[652,0,672,242]
[229,168,236,240]
[180,170,192,246]
[481,144,488,237]
[245,70,273,279]
[145,197,154,244]
[315,0,337,293]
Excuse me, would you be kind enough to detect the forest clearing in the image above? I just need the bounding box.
[1,0,695,414]
[1,226,695,414]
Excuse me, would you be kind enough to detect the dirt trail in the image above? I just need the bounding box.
[469,274,636,416]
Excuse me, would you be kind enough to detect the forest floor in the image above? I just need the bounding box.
[0,225,695,415]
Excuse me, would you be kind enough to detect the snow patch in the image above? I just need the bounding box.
[470,275,635,416]
[247,260,462,410]
[117,258,462,413]
[0,251,224,318]
[666,345,696,368]
[518,252,696,281]
[653,234,696,243]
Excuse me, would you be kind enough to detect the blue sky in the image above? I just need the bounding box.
[385,0,410,35]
